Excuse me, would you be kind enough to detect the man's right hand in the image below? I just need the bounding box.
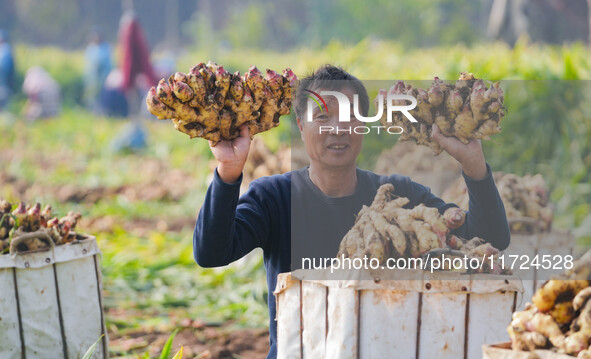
[210,125,251,184]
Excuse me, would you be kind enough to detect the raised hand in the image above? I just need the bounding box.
[431,124,487,180]
[210,125,251,183]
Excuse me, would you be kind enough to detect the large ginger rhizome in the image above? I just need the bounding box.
[377,72,505,154]
[147,61,298,145]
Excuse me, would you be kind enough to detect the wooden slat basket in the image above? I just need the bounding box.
[275,268,523,359]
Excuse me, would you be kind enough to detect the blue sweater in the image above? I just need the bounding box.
[193,164,510,358]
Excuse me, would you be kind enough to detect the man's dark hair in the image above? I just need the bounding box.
[294,64,369,120]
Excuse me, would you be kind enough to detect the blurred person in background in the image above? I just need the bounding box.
[118,10,156,115]
[153,51,176,81]
[109,9,156,152]
[100,68,128,118]
[22,66,61,120]
[84,27,112,114]
[0,29,15,110]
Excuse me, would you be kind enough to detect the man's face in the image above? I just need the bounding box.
[297,87,364,170]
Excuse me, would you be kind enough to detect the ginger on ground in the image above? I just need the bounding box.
[442,172,553,233]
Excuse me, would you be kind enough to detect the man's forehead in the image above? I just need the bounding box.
[310,94,355,114]
[321,96,341,107]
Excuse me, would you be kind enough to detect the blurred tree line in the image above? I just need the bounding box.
[0,0,196,49]
[0,0,589,50]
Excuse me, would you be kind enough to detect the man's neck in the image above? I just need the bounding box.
[308,163,358,197]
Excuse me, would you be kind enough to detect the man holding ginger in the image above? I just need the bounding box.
[193,64,509,358]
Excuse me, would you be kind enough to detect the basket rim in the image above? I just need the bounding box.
[0,233,100,269]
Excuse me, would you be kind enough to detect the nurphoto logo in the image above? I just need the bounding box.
[306,89,419,135]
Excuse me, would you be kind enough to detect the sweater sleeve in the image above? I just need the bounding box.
[193,168,271,268]
[451,163,511,250]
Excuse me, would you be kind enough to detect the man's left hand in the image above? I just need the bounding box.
[431,124,487,180]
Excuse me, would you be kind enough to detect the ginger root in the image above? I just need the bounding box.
[574,288,591,312]
[443,207,466,229]
[336,184,505,274]
[442,172,553,234]
[509,251,591,355]
[147,62,298,145]
[564,330,591,356]
[378,73,504,154]
[550,301,576,325]
[0,198,84,254]
[533,280,589,313]
[507,304,554,351]
[529,312,566,348]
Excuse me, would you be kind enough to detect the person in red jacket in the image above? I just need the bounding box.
[118,10,156,115]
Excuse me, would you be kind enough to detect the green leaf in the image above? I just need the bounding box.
[172,346,184,359]
[0,213,11,228]
[563,52,579,80]
[159,329,179,359]
[82,334,104,359]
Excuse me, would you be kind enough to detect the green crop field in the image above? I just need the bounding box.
[2,39,591,357]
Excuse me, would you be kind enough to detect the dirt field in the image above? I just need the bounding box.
[109,324,270,358]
